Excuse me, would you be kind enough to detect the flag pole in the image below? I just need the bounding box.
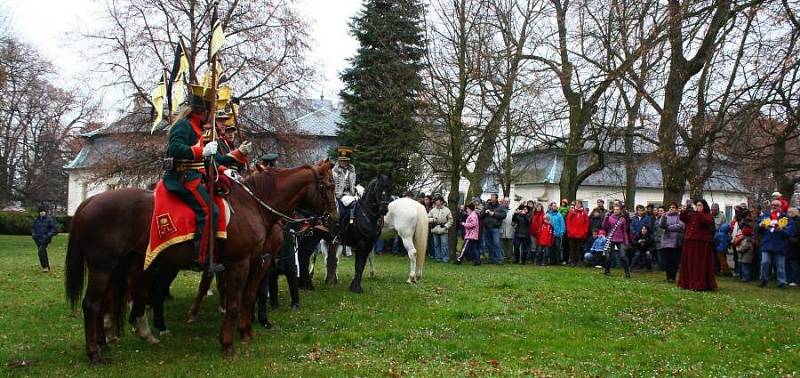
[205,4,220,274]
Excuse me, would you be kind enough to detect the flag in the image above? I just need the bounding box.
[150,73,167,134]
[167,40,189,114]
[209,19,226,57]
[200,60,224,88]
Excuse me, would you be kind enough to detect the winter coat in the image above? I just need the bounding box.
[713,224,731,253]
[480,202,507,229]
[538,223,554,247]
[738,237,755,263]
[529,210,545,238]
[428,206,453,235]
[590,235,608,252]
[629,214,654,239]
[680,210,714,243]
[501,208,515,239]
[566,208,589,239]
[602,213,630,245]
[512,211,532,238]
[32,215,57,245]
[789,215,800,259]
[660,213,685,249]
[588,213,604,235]
[757,210,794,254]
[652,216,665,249]
[463,210,480,240]
[547,210,566,237]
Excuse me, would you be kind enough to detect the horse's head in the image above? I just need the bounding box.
[375,173,392,216]
[304,158,338,222]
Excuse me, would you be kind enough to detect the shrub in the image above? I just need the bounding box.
[0,212,35,235]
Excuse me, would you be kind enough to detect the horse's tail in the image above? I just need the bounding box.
[414,203,428,277]
[65,199,90,310]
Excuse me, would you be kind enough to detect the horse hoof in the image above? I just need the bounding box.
[222,346,235,359]
[105,335,120,344]
[186,315,197,324]
[349,285,363,294]
[141,334,160,344]
[89,356,107,366]
[291,303,300,311]
[260,321,273,329]
[158,329,171,337]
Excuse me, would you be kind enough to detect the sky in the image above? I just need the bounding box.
[3,0,362,119]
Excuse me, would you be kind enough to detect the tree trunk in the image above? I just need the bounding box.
[447,173,461,260]
[624,113,637,205]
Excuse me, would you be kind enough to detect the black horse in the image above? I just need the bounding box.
[326,174,391,293]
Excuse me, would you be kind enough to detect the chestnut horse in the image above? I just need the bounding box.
[65,160,337,364]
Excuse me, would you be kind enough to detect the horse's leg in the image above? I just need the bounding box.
[400,232,418,284]
[325,241,340,284]
[151,267,178,335]
[130,268,159,344]
[220,261,248,356]
[238,259,270,341]
[216,271,226,313]
[101,283,120,344]
[349,245,369,294]
[187,272,213,323]
[82,270,110,364]
[367,250,376,278]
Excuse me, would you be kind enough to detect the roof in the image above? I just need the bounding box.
[513,150,747,193]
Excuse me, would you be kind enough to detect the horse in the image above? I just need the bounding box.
[324,175,392,293]
[326,194,429,289]
[65,160,337,364]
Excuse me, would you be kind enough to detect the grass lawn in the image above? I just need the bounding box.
[1,234,799,377]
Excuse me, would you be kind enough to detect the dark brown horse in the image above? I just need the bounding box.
[65,160,337,364]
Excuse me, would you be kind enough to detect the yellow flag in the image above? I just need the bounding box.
[170,78,185,114]
[209,20,226,57]
[150,82,166,133]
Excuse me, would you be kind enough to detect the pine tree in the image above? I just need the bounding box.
[337,0,426,191]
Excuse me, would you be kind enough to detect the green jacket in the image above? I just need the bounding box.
[163,114,205,191]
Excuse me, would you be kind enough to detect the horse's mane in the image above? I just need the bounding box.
[244,169,278,200]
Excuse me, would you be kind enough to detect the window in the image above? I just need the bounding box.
[725,205,733,221]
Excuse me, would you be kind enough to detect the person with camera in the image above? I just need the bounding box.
[677,199,718,291]
[512,203,533,264]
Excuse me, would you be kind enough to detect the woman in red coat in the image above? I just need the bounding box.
[529,203,545,262]
[566,202,590,266]
[677,199,718,291]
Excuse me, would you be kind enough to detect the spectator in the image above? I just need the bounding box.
[546,202,566,265]
[646,204,655,219]
[735,225,755,282]
[529,202,545,262]
[678,199,718,291]
[32,207,57,273]
[585,229,606,267]
[558,199,570,217]
[428,195,453,263]
[592,199,607,220]
[537,215,555,265]
[660,203,685,283]
[457,202,481,266]
[500,197,515,262]
[630,205,655,242]
[711,203,728,231]
[653,206,666,270]
[602,204,631,278]
[479,193,507,264]
[512,203,532,264]
[566,201,589,266]
[788,207,800,286]
[713,223,732,276]
[756,200,794,288]
[772,191,790,213]
[730,203,752,277]
[631,225,654,271]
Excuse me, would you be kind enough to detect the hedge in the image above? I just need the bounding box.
[0,212,68,235]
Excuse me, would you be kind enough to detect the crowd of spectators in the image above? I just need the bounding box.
[373,191,799,291]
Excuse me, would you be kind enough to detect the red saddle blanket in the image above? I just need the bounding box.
[145,180,228,270]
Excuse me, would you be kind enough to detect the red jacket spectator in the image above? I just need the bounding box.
[538,222,554,247]
[566,208,589,239]
[529,208,545,237]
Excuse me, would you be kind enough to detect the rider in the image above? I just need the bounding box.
[213,110,251,174]
[333,146,357,228]
[259,153,279,169]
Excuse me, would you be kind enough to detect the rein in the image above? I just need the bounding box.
[233,166,331,226]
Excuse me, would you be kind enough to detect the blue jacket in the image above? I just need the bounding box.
[32,215,57,245]
[757,211,794,254]
[590,235,608,252]
[629,214,654,239]
[713,224,731,253]
[547,209,565,237]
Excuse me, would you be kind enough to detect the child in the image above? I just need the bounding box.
[586,229,607,268]
[631,225,654,271]
[713,223,732,276]
[458,203,481,265]
[537,215,555,265]
[735,225,755,282]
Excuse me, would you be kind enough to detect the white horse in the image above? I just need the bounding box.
[377,197,429,283]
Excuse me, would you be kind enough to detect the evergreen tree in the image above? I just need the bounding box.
[338,0,426,191]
